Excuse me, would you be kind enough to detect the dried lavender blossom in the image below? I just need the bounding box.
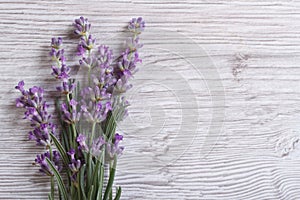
[106,133,124,160]
[15,16,145,200]
[15,81,56,147]
[50,37,75,94]
[35,151,61,176]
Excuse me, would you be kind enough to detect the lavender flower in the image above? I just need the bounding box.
[112,17,145,95]
[80,35,96,51]
[116,44,142,78]
[91,136,106,157]
[67,149,81,181]
[15,17,146,199]
[51,64,70,80]
[77,134,88,152]
[28,123,56,146]
[128,17,145,34]
[15,81,56,147]
[50,37,75,94]
[126,37,144,51]
[80,101,112,123]
[98,45,113,67]
[106,133,124,160]
[74,17,95,63]
[81,86,111,103]
[51,37,63,49]
[79,56,98,69]
[56,80,75,95]
[35,151,61,176]
[61,99,80,124]
[73,16,91,36]
[114,76,132,94]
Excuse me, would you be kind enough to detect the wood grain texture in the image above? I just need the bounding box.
[1,0,300,199]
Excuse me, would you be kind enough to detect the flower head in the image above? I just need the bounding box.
[73,16,91,36]
[77,134,88,152]
[56,80,75,95]
[61,99,80,124]
[51,37,63,49]
[68,149,81,177]
[35,151,61,176]
[80,101,112,123]
[28,123,56,146]
[91,136,106,157]
[128,17,145,34]
[106,133,124,160]
[15,81,57,147]
[50,38,74,94]
[98,45,113,67]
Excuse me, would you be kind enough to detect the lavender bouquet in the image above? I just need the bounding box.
[15,16,145,200]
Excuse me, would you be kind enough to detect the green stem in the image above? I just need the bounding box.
[72,123,77,148]
[103,156,117,200]
[87,121,97,191]
[66,93,77,148]
[90,122,96,146]
[88,67,91,86]
[96,151,105,200]
[87,152,92,192]
[49,146,55,199]
[77,187,81,200]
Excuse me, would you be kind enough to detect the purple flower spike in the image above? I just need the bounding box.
[15,81,57,147]
[56,80,75,95]
[73,16,91,36]
[128,17,145,34]
[80,100,112,123]
[106,133,124,160]
[79,56,98,69]
[35,151,61,176]
[98,45,113,67]
[68,149,81,175]
[50,37,74,94]
[77,134,88,152]
[91,136,106,157]
[81,86,111,103]
[28,123,56,146]
[126,37,143,51]
[60,99,80,124]
[114,133,123,145]
[51,37,63,49]
[115,76,133,94]
[15,80,25,95]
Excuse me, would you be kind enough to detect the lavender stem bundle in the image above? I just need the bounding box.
[15,16,145,200]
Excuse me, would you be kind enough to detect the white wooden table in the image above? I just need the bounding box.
[1,0,300,199]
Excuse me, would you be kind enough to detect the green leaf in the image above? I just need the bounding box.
[46,158,68,200]
[109,190,112,200]
[87,185,94,200]
[96,164,104,200]
[50,176,55,200]
[92,159,100,185]
[80,165,87,200]
[86,153,93,192]
[50,133,69,169]
[48,194,54,200]
[55,99,71,154]
[103,157,117,200]
[114,187,121,200]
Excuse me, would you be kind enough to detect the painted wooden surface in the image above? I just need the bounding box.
[1,0,300,199]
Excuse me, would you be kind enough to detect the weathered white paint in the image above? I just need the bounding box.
[1,0,300,199]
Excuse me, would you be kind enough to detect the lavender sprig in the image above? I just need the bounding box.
[35,151,61,176]
[15,81,56,147]
[50,37,75,95]
[15,16,145,200]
